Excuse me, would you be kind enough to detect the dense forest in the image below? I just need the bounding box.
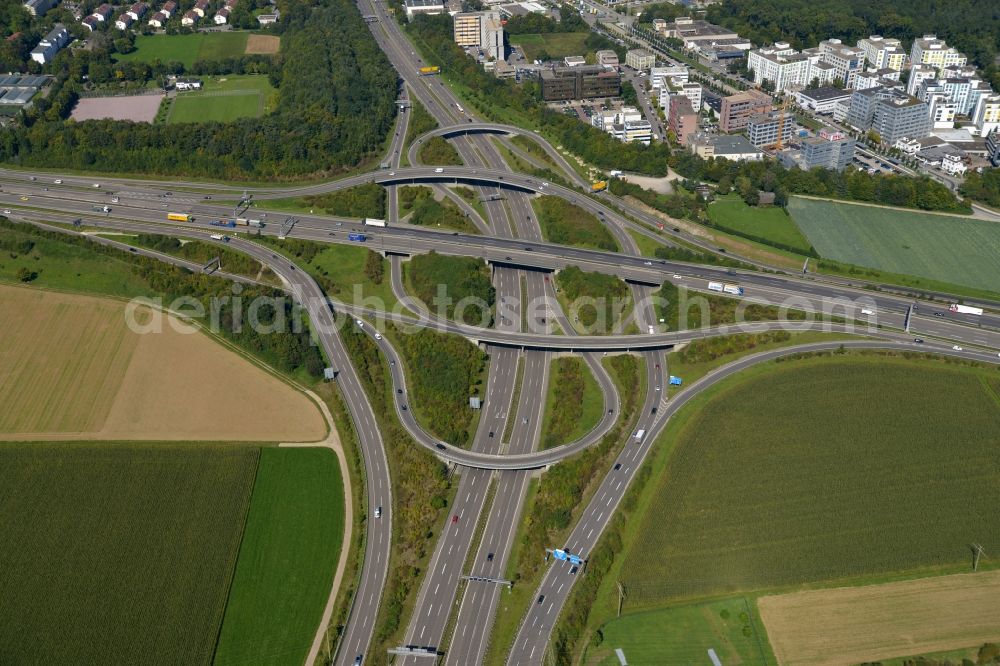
[706,0,1000,88]
[959,169,1000,209]
[0,0,398,179]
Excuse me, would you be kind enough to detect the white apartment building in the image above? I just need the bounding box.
[857,36,907,71]
[591,107,652,144]
[973,94,1000,136]
[926,94,958,129]
[649,65,688,90]
[747,43,816,92]
[907,64,937,97]
[818,39,864,88]
[452,10,504,60]
[910,35,967,71]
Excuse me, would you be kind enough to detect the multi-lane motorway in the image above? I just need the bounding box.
[4,2,998,663]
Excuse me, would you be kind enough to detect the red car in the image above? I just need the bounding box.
[451,515,459,524]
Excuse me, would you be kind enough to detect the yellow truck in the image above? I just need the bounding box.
[418,66,440,76]
[167,213,192,222]
[591,181,607,192]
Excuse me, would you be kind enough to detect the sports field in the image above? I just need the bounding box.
[214,447,345,666]
[0,284,325,441]
[168,75,277,124]
[708,194,813,253]
[0,443,259,665]
[116,32,253,68]
[759,570,1000,666]
[619,355,1000,603]
[590,597,774,666]
[510,32,590,61]
[787,197,1000,292]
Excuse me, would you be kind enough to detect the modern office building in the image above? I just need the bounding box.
[688,133,763,161]
[404,0,445,21]
[719,89,772,133]
[793,86,853,114]
[817,39,865,88]
[452,10,504,59]
[625,49,655,71]
[539,66,620,101]
[649,65,688,89]
[846,86,931,143]
[791,131,856,170]
[746,111,794,147]
[596,50,619,68]
[668,96,698,145]
[592,107,652,144]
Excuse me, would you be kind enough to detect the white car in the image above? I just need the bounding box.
[375,333,382,340]
[374,506,382,518]
[434,167,444,173]
[672,274,683,279]
[643,261,652,266]
[92,183,100,188]
[952,345,963,351]
[53,179,62,184]
[355,319,364,327]
[2,209,10,214]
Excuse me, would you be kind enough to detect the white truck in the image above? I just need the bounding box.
[364,217,387,228]
[708,281,724,293]
[949,304,984,316]
[723,283,744,296]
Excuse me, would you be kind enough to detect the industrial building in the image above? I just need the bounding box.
[688,133,763,161]
[539,66,620,102]
[404,0,444,21]
[0,75,51,109]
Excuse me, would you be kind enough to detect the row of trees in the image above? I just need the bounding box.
[503,6,588,35]
[670,151,970,213]
[959,169,1000,209]
[1,0,398,180]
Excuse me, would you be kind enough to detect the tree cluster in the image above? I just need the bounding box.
[1,0,398,181]
[959,169,1000,209]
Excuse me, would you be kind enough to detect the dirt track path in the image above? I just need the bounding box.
[279,389,352,666]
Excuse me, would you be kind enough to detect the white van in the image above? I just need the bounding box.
[633,429,645,441]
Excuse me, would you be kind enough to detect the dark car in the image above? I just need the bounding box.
[487,552,494,562]
[613,463,622,470]
[914,338,924,343]
[537,594,545,605]
[401,404,407,411]
[489,431,494,438]
[436,443,446,450]
[570,565,578,574]
[397,388,403,394]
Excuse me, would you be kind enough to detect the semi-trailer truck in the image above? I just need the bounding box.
[419,66,440,75]
[167,213,191,222]
[210,220,237,228]
[209,234,230,242]
[364,218,387,227]
[708,281,724,292]
[348,232,367,242]
[723,283,744,296]
[950,304,984,315]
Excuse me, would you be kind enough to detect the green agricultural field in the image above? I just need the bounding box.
[214,447,344,666]
[588,598,775,666]
[534,195,618,252]
[540,356,604,449]
[788,197,1000,292]
[619,355,1000,605]
[0,443,259,665]
[708,194,813,254]
[510,32,590,61]
[116,32,251,68]
[167,75,277,124]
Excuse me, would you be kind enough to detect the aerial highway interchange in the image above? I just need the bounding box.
[2,1,999,663]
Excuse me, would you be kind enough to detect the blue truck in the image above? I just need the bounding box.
[348,232,367,242]
[210,220,237,228]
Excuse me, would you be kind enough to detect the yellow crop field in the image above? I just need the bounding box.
[0,285,325,441]
[759,570,1000,666]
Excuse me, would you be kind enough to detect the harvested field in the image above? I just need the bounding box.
[245,34,281,54]
[759,570,1000,666]
[71,94,163,123]
[0,443,259,665]
[0,285,325,441]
